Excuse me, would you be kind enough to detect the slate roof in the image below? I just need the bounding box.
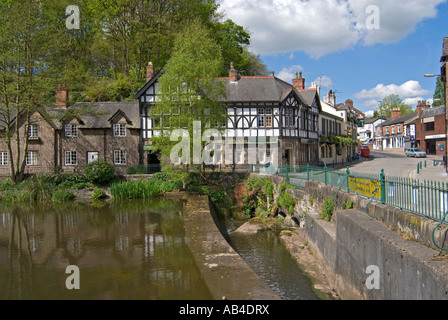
[420,105,446,118]
[379,113,418,127]
[364,117,386,124]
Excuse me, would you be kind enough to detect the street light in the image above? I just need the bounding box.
[424,74,440,78]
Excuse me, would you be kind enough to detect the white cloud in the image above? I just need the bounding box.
[277,65,303,83]
[314,76,334,88]
[218,0,446,57]
[365,110,375,118]
[354,81,432,109]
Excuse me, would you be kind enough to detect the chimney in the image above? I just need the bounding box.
[324,90,336,107]
[417,100,430,117]
[229,62,239,82]
[146,62,155,82]
[391,107,401,119]
[293,72,305,90]
[345,99,354,109]
[56,84,68,108]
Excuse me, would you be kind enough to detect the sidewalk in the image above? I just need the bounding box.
[411,157,448,183]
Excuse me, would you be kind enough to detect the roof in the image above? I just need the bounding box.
[133,70,163,99]
[222,76,292,103]
[364,117,386,124]
[420,105,446,118]
[49,102,140,130]
[379,113,418,127]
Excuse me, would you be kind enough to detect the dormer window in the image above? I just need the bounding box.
[28,125,38,140]
[65,124,78,138]
[113,124,126,137]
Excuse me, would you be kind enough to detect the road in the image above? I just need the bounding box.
[347,150,448,183]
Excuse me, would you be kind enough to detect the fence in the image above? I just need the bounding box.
[250,164,448,224]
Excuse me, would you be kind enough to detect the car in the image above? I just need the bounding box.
[406,148,427,158]
[362,139,374,145]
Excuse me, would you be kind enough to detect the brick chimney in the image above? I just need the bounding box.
[293,72,305,90]
[417,100,430,117]
[345,99,354,109]
[229,62,239,82]
[391,107,401,119]
[56,84,68,108]
[146,62,154,82]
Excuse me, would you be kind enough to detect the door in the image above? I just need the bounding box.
[285,149,292,166]
[88,152,99,164]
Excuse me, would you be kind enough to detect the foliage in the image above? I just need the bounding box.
[84,161,116,185]
[149,19,227,168]
[378,94,414,118]
[242,177,275,218]
[92,189,107,200]
[52,190,75,202]
[433,75,446,107]
[276,191,296,216]
[309,195,315,207]
[320,198,335,222]
[330,136,355,147]
[343,199,354,210]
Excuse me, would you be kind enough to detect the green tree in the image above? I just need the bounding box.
[433,75,446,107]
[149,19,227,172]
[378,94,414,118]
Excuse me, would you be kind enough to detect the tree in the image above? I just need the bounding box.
[149,19,227,172]
[378,95,414,118]
[433,75,446,107]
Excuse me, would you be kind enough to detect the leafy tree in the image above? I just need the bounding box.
[433,75,446,107]
[149,19,227,172]
[378,94,414,118]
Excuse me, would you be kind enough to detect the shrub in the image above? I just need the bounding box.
[320,198,334,221]
[84,161,115,185]
[343,199,354,210]
[92,189,107,200]
[52,190,75,202]
[276,191,296,216]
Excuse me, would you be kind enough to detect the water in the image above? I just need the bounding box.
[220,218,324,300]
[0,199,212,300]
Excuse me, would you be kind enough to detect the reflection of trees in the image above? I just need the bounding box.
[7,208,34,300]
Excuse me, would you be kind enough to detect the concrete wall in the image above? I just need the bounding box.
[253,174,448,300]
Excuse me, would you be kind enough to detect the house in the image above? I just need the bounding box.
[415,104,446,156]
[0,86,141,177]
[376,107,419,151]
[319,92,349,166]
[135,65,322,167]
[359,117,386,145]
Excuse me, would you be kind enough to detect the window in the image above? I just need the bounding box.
[114,150,127,165]
[65,151,78,166]
[258,109,265,127]
[0,152,8,166]
[26,151,38,166]
[113,124,126,137]
[265,109,273,127]
[425,122,435,132]
[285,109,294,127]
[28,125,38,140]
[65,124,78,138]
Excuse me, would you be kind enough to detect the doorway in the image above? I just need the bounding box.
[285,149,292,166]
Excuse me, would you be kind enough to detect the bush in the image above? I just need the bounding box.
[276,191,296,216]
[84,161,115,185]
[92,189,107,200]
[52,190,75,202]
[320,198,334,221]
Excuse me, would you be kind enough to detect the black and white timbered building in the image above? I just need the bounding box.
[134,63,322,167]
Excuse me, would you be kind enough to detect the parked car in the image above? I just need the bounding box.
[362,139,374,145]
[406,148,427,158]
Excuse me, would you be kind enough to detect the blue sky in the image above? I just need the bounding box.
[218,0,448,116]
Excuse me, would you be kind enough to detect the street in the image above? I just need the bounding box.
[347,150,448,183]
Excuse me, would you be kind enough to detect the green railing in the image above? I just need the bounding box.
[250,164,448,224]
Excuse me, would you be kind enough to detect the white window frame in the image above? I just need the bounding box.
[114,150,127,165]
[113,124,127,137]
[26,151,38,166]
[65,124,78,138]
[28,125,38,139]
[0,152,8,166]
[64,151,78,166]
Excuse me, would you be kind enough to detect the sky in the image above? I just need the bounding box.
[217,0,448,117]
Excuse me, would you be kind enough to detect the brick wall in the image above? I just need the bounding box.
[416,113,446,156]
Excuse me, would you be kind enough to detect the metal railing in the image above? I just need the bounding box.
[250,163,448,224]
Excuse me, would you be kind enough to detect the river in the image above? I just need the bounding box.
[0,199,322,300]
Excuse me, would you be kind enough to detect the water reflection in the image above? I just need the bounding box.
[0,199,212,300]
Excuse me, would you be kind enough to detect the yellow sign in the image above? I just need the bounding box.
[349,177,381,198]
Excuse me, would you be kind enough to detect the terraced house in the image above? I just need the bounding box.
[0,86,141,176]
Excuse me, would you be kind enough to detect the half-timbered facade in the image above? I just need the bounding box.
[134,64,322,166]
